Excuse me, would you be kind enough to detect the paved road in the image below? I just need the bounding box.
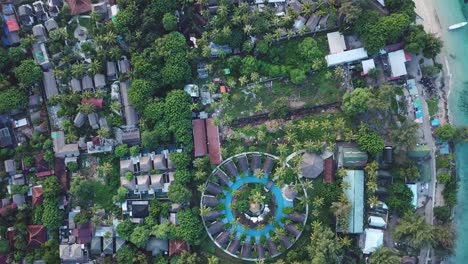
[406,57,438,264]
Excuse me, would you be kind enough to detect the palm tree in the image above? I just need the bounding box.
[110,101,121,115]
[207,256,220,264]
[250,191,265,204]
[197,184,206,193]
[81,90,94,100]
[393,213,435,250]
[297,26,307,36]
[339,2,362,25]
[97,128,109,139]
[65,132,78,144]
[367,195,380,207]
[199,205,212,217]
[103,31,117,46]
[217,4,228,18]
[71,64,86,78]
[254,168,264,179]
[77,103,95,114]
[368,247,401,264]
[239,76,248,86]
[195,170,207,181]
[339,236,352,248]
[97,162,113,177]
[89,60,102,75]
[312,197,324,209]
[250,72,260,82]
[243,24,254,35]
[50,28,67,41]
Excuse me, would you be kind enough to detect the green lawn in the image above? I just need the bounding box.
[426,98,438,117]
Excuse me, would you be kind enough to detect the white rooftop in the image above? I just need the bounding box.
[326,48,368,67]
[368,216,386,228]
[406,183,418,208]
[362,59,376,74]
[388,50,408,77]
[327,32,346,54]
[362,228,383,254]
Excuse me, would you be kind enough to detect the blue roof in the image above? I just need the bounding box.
[344,170,364,234]
[440,143,450,155]
[415,110,423,118]
[431,119,440,127]
[407,79,418,95]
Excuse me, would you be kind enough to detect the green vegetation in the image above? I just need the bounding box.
[427,98,438,117]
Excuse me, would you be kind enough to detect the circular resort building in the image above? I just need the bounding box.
[200,152,308,261]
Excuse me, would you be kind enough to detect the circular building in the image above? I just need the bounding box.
[201,152,308,261]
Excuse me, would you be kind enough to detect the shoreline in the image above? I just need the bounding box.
[414,0,453,126]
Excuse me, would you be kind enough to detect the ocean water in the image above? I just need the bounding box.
[432,0,468,262]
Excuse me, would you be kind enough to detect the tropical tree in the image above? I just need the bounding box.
[71,64,87,78]
[199,205,212,217]
[393,213,435,250]
[307,222,342,264]
[368,246,401,264]
[77,103,95,114]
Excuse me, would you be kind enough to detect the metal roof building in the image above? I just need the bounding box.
[344,170,364,234]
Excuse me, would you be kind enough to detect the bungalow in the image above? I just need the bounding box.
[67,0,92,16]
[300,152,324,179]
[215,231,230,246]
[48,0,61,17]
[338,146,368,167]
[263,156,275,175]
[87,113,99,130]
[11,174,25,185]
[120,81,138,126]
[70,78,82,92]
[285,224,300,237]
[266,240,279,256]
[94,74,106,89]
[0,127,12,148]
[18,5,34,27]
[223,160,238,177]
[169,240,188,256]
[388,49,411,79]
[343,170,364,234]
[288,212,306,223]
[92,2,109,20]
[2,14,20,46]
[27,225,47,249]
[120,159,133,176]
[120,176,136,191]
[202,196,219,207]
[59,244,86,263]
[279,235,292,248]
[145,238,168,256]
[214,169,229,186]
[208,221,224,237]
[136,175,150,192]
[129,200,149,221]
[256,243,265,259]
[241,241,252,258]
[73,112,86,128]
[153,154,167,171]
[205,182,222,195]
[236,155,249,175]
[52,131,80,158]
[42,71,59,99]
[327,32,346,55]
[361,59,376,76]
[33,43,51,69]
[227,239,240,255]
[139,156,152,173]
[72,222,93,244]
[150,174,164,193]
[203,210,220,221]
[193,119,208,157]
[208,42,232,57]
[326,48,368,67]
[361,228,383,254]
[305,14,320,32]
[33,1,49,22]
[32,186,44,207]
[82,75,94,91]
[250,154,262,172]
[33,24,47,42]
[206,119,221,164]
[12,194,25,207]
[106,61,117,80]
[118,56,130,74]
[4,159,16,175]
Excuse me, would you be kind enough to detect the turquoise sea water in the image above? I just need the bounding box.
[432,0,468,262]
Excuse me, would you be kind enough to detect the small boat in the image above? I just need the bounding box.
[448,22,468,30]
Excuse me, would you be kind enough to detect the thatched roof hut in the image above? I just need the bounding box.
[223,160,238,177]
[206,182,223,195]
[300,152,324,179]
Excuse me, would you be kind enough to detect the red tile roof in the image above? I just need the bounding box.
[206,118,221,164]
[27,225,47,248]
[67,0,92,15]
[32,186,44,206]
[192,119,207,157]
[81,98,103,108]
[72,222,92,244]
[35,170,55,178]
[0,203,17,217]
[323,157,335,183]
[4,15,19,32]
[169,240,188,256]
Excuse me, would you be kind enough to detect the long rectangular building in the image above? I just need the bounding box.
[344,170,364,234]
[206,118,221,165]
[192,119,208,157]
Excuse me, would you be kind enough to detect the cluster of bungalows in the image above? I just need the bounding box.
[192,118,222,165]
[202,153,307,260]
[119,151,178,221]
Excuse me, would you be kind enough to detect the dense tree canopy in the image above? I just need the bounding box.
[342,87,372,116]
[357,124,385,156]
[13,59,42,87]
[368,246,401,264]
[0,88,27,113]
[175,208,204,245]
[435,124,457,141]
[307,222,342,264]
[388,183,413,215]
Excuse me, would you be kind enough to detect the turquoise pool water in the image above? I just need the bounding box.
[221,173,293,241]
[431,0,468,262]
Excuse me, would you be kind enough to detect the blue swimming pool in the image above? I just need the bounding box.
[221,173,293,241]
